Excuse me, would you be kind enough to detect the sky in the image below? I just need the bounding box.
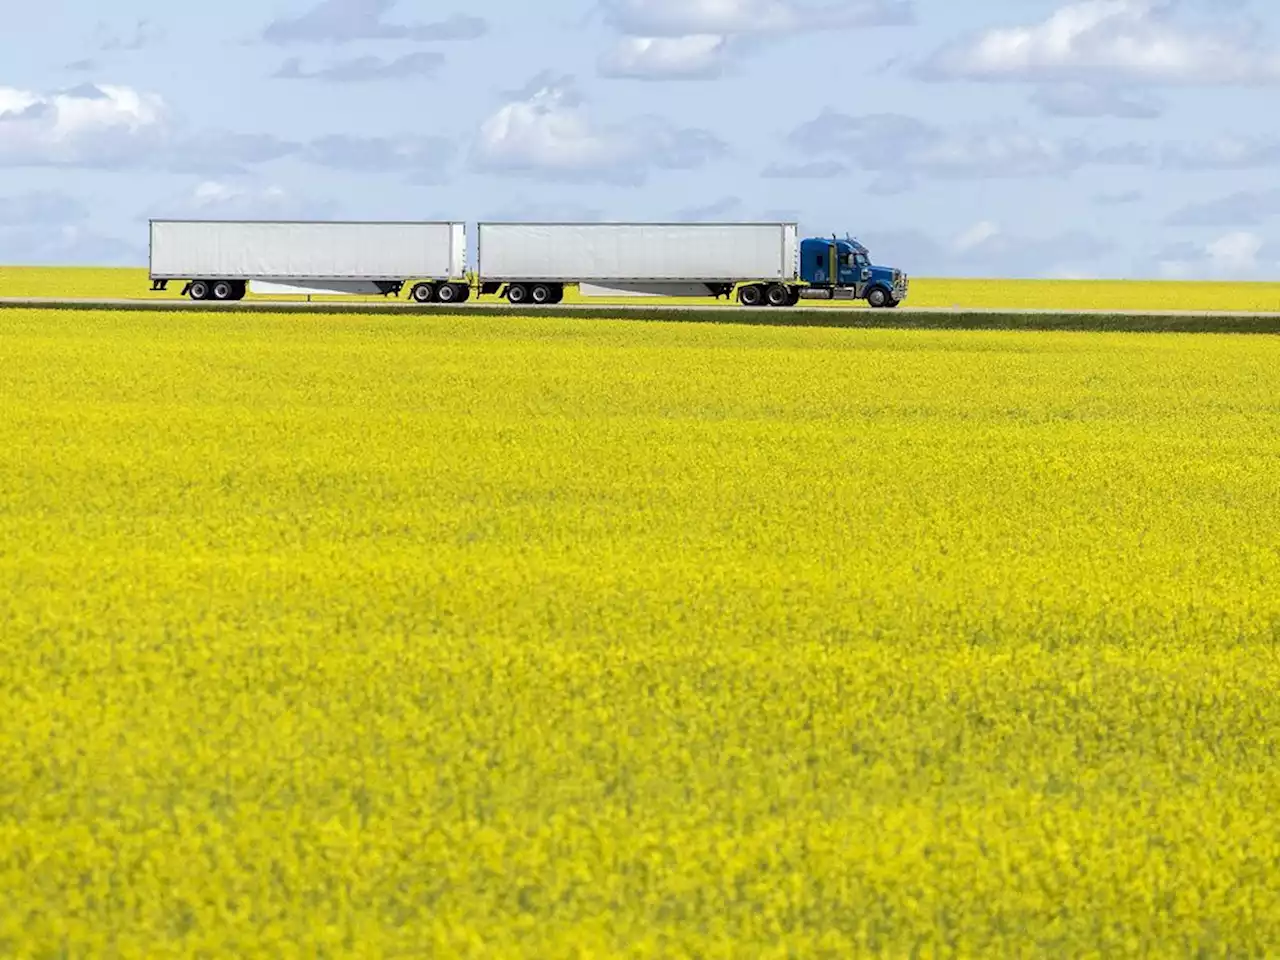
[2,0,1279,279]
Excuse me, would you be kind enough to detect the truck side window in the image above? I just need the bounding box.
[816,254,825,268]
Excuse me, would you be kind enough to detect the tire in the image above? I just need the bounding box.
[766,283,791,307]
[212,280,235,302]
[188,280,210,301]
[456,284,472,303]
[787,288,802,306]
[530,284,554,305]
[233,281,248,301]
[507,284,529,305]
[866,286,890,309]
[738,284,764,307]
[411,282,435,304]
[436,283,461,304]
[549,285,565,305]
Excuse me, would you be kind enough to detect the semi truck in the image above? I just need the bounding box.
[148,219,909,308]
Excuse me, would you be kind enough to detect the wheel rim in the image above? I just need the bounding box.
[438,285,456,302]
[414,285,433,303]
[741,287,761,305]
[191,282,208,300]
[768,286,788,306]
[214,282,232,300]
[869,289,886,307]
[508,286,527,303]
[532,286,550,304]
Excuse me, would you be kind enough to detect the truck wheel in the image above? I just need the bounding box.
[738,284,764,307]
[507,284,529,305]
[436,283,461,304]
[867,287,890,309]
[411,282,435,303]
[212,280,235,302]
[766,284,791,307]
[530,284,555,305]
[188,280,210,301]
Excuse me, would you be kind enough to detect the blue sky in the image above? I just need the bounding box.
[2,0,1279,278]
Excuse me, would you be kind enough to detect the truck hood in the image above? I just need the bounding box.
[869,265,902,284]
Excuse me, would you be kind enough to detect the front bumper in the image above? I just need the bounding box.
[894,275,910,302]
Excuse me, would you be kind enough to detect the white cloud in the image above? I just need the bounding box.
[1208,231,1265,274]
[263,1,486,44]
[0,83,166,167]
[953,220,1000,253]
[921,0,1280,85]
[601,0,912,37]
[146,180,342,221]
[471,73,726,184]
[761,159,848,178]
[481,200,606,223]
[273,51,444,82]
[673,195,742,220]
[785,109,1139,181]
[1161,136,1280,170]
[867,225,1120,279]
[0,190,88,226]
[94,18,164,52]
[1157,231,1274,279]
[1030,81,1164,118]
[0,223,143,266]
[1166,189,1280,227]
[599,35,730,79]
[598,0,912,79]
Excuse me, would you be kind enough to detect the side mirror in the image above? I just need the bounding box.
[862,268,871,280]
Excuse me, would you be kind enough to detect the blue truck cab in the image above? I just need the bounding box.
[799,236,908,308]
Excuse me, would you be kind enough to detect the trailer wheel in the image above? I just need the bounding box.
[530,283,554,305]
[188,280,211,301]
[867,286,890,309]
[456,284,473,303]
[507,284,530,305]
[738,284,764,307]
[766,283,792,307]
[233,281,248,301]
[411,282,435,303]
[787,287,802,306]
[436,283,461,304]
[211,280,236,302]
[549,285,565,305]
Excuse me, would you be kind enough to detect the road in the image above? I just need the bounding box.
[2,297,1280,318]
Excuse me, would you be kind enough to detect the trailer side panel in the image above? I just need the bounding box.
[477,222,799,282]
[149,220,464,280]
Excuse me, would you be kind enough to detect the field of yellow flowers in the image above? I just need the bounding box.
[3,307,1280,955]
[4,264,1280,312]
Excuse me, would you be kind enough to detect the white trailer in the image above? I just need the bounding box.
[149,219,469,302]
[476,221,801,306]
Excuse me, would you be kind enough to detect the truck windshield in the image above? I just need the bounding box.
[855,254,869,267]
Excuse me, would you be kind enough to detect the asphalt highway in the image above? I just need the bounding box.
[3,297,1280,320]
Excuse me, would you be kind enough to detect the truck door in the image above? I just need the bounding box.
[840,248,871,298]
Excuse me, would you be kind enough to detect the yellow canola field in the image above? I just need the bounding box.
[3,309,1280,956]
[4,265,1280,311]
